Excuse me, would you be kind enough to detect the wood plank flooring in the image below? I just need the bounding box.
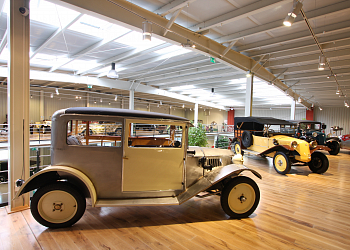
[1,149,350,249]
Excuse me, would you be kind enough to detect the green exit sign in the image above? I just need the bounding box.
[87,85,92,89]
[210,57,216,64]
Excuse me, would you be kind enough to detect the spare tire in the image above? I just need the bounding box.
[242,131,253,148]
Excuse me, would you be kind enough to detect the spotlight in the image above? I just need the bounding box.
[318,55,326,70]
[298,97,302,103]
[50,93,54,98]
[246,70,252,77]
[319,107,322,111]
[114,95,118,101]
[55,88,59,95]
[283,0,303,27]
[107,63,119,79]
[100,98,103,103]
[142,21,152,41]
[336,88,340,95]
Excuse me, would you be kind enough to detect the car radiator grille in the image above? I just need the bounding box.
[206,158,222,167]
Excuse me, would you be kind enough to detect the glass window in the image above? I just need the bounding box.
[67,120,122,147]
[128,123,183,148]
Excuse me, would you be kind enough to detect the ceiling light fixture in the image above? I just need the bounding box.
[55,88,59,95]
[182,104,185,108]
[114,95,118,101]
[109,102,111,105]
[107,63,119,79]
[336,87,340,95]
[319,107,322,111]
[94,99,97,104]
[210,88,215,97]
[318,55,326,70]
[181,39,196,48]
[283,0,303,27]
[246,70,252,77]
[298,97,302,103]
[50,93,54,98]
[160,101,162,105]
[142,21,152,41]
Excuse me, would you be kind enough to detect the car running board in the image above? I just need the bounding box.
[95,197,179,207]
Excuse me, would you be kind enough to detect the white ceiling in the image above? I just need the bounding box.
[0,0,349,110]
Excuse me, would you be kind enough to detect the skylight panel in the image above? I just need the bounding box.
[169,85,195,92]
[29,0,80,27]
[114,31,165,52]
[30,53,68,67]
[69,15,130,40]
[63,59,101,71]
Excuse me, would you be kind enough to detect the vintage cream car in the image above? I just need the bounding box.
[231,117,329,175]
[15,108,261,228]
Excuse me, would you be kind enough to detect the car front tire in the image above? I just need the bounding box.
[308,151,329,174]
[232,141,241,154]
[328,141,340,155]
[30,182,86,228]
[273,151,291,174]
[220,176,260,218]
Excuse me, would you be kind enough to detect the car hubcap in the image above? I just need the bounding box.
[228,183,255,214]
[38,190,77,223]
[274,155,287,172]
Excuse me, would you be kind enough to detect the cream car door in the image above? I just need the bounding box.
[122,119,185,192]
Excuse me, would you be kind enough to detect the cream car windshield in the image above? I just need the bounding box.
[67,120,122,147]
[128,123,183,148]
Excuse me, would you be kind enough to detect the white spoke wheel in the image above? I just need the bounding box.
[221,176,260,218]
[273,151,291,175]
[31,182,86,228]
[308,151,329,174]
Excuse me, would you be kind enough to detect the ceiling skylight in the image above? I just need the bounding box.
[62,59,102,72]
[69,15,130,40]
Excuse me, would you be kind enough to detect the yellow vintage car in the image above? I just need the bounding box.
[231,117,329,175]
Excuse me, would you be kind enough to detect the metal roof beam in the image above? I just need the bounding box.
[154,0,197,16]
[190,0,289,33]
[217,0,350,44]
[0,66,225,109]
[163,7,183,36]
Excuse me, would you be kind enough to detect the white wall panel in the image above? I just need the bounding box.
[314,107,350,136]
[0,87,7,124]
[234,108,306,121]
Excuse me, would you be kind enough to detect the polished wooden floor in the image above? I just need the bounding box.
[1,149,350,250]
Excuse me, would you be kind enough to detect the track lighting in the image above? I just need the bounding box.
[336,87,340,95]
[283,0,303,27]
[94,99,97,104]
[181,39,196,48]
[55,88,59,95]
[182,104,185,108]
[109,102,111,105]
[318,55,326,70]
[142,21,152,41]
[246,70,252,77]
[107,63,119,79]
[100,98,103,103]
[114,95,118,101]
[319,107,322,111]
[160,101,162,105]
[297,97,302,103]
[344,101,349,108]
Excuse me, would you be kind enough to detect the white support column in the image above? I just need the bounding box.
[245,74,254,117]
[194,103,198,127]
[129,90,134,110]
[291,99,296,120]
[40,90,44,121]
[8,0,30,212]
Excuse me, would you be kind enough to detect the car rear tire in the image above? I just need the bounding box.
[220,176,260,218]
[241,131,253,148]
[273,151,291,175]
[232,141,241,154]
[30,182,86,228]
[328,141,340,155]
[308,151,329,174]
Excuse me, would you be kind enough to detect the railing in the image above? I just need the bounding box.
[0,146,51,207]
[0,123,52,144]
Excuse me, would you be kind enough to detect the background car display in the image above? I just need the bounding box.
[230,117,329,175]
[339,134,350,150]
[291,120,340,155]
[15,107,262,228]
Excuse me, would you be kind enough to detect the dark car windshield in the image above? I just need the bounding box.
[299,123,321,131]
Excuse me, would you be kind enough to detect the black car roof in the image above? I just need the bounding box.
[64,107,189,121]
[234,117,294,130]
[288,120,321,124]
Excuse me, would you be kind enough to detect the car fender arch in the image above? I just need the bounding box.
[177,164,261,204]
[14,166,97,207]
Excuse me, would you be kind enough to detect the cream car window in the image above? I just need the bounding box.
[67,120,122,147]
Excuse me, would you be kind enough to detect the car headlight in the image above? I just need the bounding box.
[291,141,298,149]
[310,141,317,149]
[312,132,318,137]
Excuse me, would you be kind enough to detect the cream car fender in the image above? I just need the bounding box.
[14,166,97,206]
